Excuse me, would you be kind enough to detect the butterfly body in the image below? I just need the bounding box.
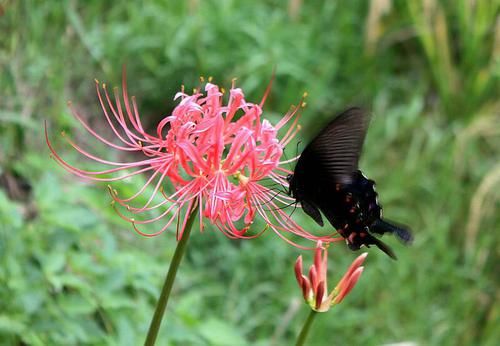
[288,107,412,259]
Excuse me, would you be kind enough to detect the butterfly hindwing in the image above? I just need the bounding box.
[301,200,324,226]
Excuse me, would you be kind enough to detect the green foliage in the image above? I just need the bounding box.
[0,0,498,345]
[369,0,499,121]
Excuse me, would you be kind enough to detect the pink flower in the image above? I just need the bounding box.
[46,70,342,245]
[294,241,367,312]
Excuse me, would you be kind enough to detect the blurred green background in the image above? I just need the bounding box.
[1,0,499,345]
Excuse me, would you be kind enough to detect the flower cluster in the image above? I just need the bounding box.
[46,72,340,245]
[294,241,366,312]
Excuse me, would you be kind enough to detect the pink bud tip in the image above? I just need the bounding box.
[336,253,368,292]
[315,280,325,310]
[294,256,304,285]
[334,266,365,304]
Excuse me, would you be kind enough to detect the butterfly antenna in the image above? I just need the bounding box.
[281,141,297,170]
[282,144,289,161]
[295,140,302,158]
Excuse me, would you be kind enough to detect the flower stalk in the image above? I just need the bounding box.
[144,202,199,346]
[295,310,318,346]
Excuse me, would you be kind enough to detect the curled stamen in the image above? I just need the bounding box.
[46,73,341,247]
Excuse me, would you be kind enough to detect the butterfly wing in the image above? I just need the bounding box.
[302,107,370,185]
[290,107,370,225]
[301,199,324,226]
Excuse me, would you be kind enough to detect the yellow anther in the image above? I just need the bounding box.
[208,76,213,82]
[200,76,205,82]
[237,173,250,185]
[94,78,100,84]
[303,92,308,98]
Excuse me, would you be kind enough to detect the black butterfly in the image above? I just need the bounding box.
[287,107,412,259]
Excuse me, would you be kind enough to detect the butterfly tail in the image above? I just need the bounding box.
[369,236,398,260]
[371,219,413,245]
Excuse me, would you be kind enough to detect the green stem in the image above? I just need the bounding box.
[295,310,318,346]
[144,203,199,346]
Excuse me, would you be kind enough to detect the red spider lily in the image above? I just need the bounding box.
[45,71,342,245]
[294,241,367,311]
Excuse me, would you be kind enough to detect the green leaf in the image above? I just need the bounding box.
[57,293,97,315]
[0,314,26,334]
[198,318,248,346]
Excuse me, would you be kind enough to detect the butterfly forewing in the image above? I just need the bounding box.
[304,107,370,184]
